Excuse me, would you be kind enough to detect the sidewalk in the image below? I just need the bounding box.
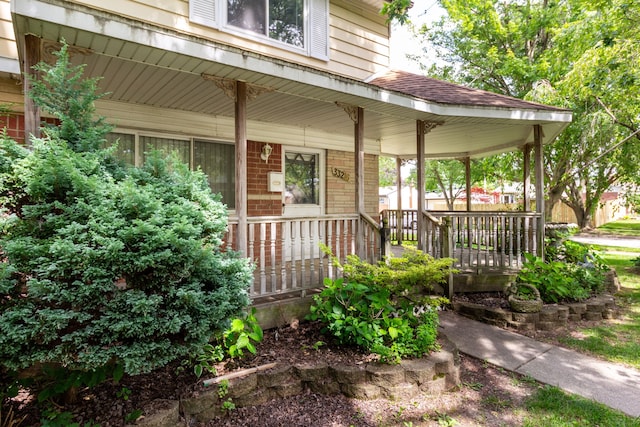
[569,231,640,249]
[439,311,640,417]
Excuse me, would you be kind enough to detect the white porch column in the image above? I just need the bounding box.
[235,81,248,255]
[23,34,41,145]
[534,125,545,259]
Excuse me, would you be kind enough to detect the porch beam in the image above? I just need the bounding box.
[235,81,248,255]
[355,106,365,258]
[416,121,426,251]
[523,143,532,211]
[534,125,545,258]
[23,34,41,144]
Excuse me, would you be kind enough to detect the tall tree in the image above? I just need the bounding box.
[386,0,640,228]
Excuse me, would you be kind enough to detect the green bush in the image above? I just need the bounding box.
[340,246,454,307]
[0,43,253,389]
[516,252,604,303]
[193,308,264,378]
[308,249,452,363]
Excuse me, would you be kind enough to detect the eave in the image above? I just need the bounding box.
[11,0,572,159]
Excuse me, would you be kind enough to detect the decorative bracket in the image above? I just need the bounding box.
[201,74,274,102]
[335,101,359,123]
[421,121,445,134]
[246,83,274,101]
[202,74,237,101]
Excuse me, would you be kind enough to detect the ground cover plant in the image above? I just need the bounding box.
[0,42,253,417]
[516,232,607,303]
[308,246,452,363]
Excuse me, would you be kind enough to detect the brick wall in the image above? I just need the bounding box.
[326,150,379,218]
[247,140,283,217]
[1,114,25,143]
[0,113,59,144]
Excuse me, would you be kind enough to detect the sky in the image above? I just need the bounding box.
[389,1,446,72]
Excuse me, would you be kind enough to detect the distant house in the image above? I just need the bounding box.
[5,0,572,301]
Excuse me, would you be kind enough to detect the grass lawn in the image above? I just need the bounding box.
[523,386,640,427]
[595,218,640,237]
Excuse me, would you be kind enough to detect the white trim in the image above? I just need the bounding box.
[219,0,308,57]
[0,57,20,74]
[13,0,572,127]
[282,146,325,217]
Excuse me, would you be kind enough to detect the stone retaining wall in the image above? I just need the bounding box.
[134,337,461,426]
[453,294,617,332]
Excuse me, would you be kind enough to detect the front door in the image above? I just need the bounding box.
[282,148,324,260]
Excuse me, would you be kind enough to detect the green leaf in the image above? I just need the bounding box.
[112,363,124,384]
[388,326,399,339]
[194,364,203,378]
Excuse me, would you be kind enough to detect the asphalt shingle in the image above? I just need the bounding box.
[367,69,567,112]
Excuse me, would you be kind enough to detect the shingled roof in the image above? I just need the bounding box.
[366,69,567,112]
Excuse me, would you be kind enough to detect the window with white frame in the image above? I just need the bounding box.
[189,0,329,60]
[105,132,236,209]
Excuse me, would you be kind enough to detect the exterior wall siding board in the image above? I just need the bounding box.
[97,100,381,154]
[0,77,24,109]
[65,0,388,80]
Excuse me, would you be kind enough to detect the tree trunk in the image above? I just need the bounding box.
[545,186,564,221]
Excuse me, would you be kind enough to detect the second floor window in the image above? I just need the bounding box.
[228,0,304,48]
[190,0,329,60]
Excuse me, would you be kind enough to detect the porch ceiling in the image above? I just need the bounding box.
[11,0,572,159]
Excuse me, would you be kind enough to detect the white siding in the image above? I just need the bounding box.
[0,0,18,67]
[96,99,380,154]
[70,0,390,80]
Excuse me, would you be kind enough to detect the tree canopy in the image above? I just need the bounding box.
[384,0,640,228]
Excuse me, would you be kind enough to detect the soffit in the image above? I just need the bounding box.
[11,1,572,159]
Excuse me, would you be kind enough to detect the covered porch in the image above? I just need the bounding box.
[12,2,572,304]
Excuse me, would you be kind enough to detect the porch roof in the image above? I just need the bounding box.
[11,0,572,159]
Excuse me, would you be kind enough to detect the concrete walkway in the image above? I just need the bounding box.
[439,311,640,417]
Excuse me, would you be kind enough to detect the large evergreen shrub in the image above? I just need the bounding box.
[0,44,253,378]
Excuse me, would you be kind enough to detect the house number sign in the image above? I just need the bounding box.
[331,167,350,182]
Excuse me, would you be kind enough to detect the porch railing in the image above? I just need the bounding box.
[428,211,541,272]
[226,214,380,300]
[381,209,542,272]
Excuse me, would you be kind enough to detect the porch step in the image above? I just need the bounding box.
[453,273,517,293]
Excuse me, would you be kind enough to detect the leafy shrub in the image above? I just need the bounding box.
[338,245,454,307]
[516,253,603,303]
[0,43,253,392]
[193,308,264,377]
[308,249,452,363]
